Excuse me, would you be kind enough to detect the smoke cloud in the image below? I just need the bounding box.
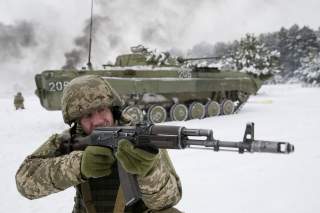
[0,19,76,96]
[0,21,38,62]
[62,15,122,69]
[62,0,320,69]
[1,0,320,96]
[62,0,203,68]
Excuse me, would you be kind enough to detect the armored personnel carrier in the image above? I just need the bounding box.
[35,45,271,124]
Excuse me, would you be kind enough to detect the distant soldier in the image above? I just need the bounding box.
[14,92,25,110]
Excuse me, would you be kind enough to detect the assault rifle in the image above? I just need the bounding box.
[65,122,294,207]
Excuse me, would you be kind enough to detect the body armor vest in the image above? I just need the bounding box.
[69,125,147,213]
[72,164,147,213]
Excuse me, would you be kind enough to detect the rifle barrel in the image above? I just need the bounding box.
[185,139,294,154]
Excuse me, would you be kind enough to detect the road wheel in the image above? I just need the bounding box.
[221,100,235,115]
[170,104,188,121]
[205,101,220,117]
[188,102,205,119]
[147,105,167,123]
[122,105,144,124]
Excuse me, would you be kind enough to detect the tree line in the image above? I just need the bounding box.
[187,24,320,85]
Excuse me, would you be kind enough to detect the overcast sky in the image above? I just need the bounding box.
[0,0,319,95]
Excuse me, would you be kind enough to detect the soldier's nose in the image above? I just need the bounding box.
[91,113,106,127]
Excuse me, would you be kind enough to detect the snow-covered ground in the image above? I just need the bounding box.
[0,84,319,213]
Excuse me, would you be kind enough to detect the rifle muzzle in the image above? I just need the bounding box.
[250,140,294,154]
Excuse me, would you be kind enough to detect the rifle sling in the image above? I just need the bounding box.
[81,182,97,213]
[113,185,126,213]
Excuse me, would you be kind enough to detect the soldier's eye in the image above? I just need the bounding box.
[97,108,105,113]
[84,113,92,119]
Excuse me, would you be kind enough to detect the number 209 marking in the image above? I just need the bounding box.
[48,81,69,92]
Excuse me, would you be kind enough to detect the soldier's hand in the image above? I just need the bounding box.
[115,139,159,177]
[81,146,115,178]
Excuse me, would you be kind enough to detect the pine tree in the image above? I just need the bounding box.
[221,34,280,76]
[278,25,320,76]
[295,53,320,85]
[297,26,319,60]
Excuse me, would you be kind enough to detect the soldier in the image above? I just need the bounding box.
[15,75,182,213]
[14,92,25,110]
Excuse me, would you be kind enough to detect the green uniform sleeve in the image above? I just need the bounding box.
[15,133,86,200]
[137,149,182,210]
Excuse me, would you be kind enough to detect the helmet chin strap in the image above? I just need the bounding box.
[70,122,88,137]
[112,106,122,121]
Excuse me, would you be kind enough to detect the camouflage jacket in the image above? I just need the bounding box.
[15,129,182,211]
[14,94,24,105]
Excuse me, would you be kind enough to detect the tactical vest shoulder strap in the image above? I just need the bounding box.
[113,185,126,213]
[81,182,97,213]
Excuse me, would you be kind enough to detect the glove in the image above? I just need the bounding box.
[115,139,158,177]
[81,146,115,178]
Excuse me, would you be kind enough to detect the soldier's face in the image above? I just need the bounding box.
[80,107,114,134]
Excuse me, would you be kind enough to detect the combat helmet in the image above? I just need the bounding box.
[61,75,123,125]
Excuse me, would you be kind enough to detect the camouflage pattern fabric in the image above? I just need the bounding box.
[15,133,86,199]
[15,128,182,211]
[137,150,182,210]
[61,75,123,124]
[14,93,24,109]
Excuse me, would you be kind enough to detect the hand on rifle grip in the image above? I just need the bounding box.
[81,146,115,178]
[115,139,158,177]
